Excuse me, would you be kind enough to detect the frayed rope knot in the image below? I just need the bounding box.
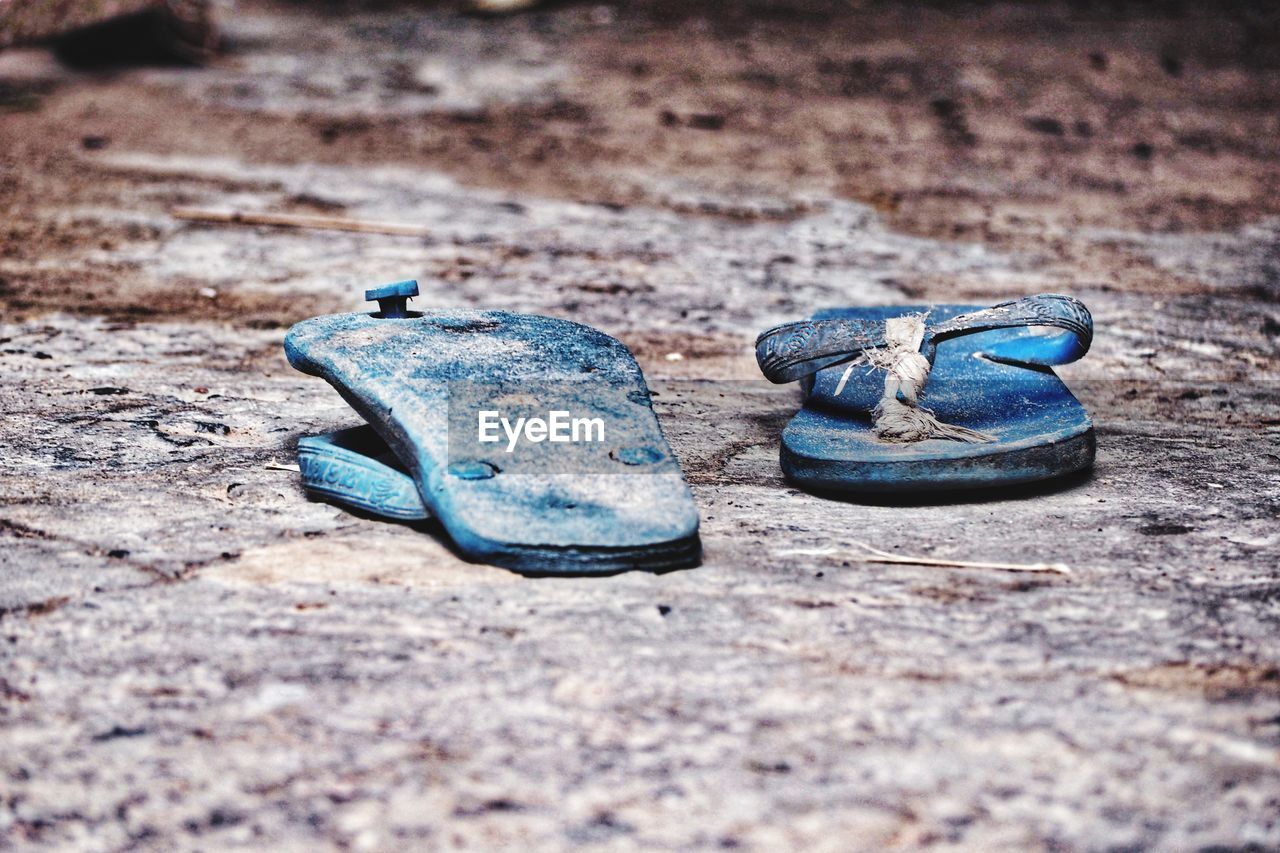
[837,313,994,444]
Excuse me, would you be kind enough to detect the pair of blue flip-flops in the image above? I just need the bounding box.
[286,283,1093,575]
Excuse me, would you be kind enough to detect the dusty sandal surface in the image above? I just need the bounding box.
[755,294,1094,493]
[286,282,700,574]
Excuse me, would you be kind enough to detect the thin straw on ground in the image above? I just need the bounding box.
[172,207,432,237]
[776,542,1071,574]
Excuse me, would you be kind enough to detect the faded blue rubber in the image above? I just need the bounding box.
[285,310,700,574]
[781,305,1095,494]
[298,427,428,521]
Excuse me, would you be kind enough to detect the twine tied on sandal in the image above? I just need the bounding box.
[835,314,994,444]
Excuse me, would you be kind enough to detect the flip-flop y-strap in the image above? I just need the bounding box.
[285,281,700,574]
[756,294,1092,383]
[297,426,429,522]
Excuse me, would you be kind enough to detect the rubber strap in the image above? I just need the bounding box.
[297,427,428,521]
[756,294,1092,383]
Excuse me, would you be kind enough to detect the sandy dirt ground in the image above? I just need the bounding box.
[1,1,1278,849]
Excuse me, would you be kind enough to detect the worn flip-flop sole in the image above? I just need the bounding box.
[285,310,700,574]
[783,305,1094,494]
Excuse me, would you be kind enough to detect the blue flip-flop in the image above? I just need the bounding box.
[286,281,700,574]
[755,294,1094,494]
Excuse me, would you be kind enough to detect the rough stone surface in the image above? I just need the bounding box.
[1,1,1278,849]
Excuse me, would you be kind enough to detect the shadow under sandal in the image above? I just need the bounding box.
[285,281,701,574]
[755,294,1095,494]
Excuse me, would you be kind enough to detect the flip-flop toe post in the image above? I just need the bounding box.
[756,294,1095,494]
[285,281,700,574]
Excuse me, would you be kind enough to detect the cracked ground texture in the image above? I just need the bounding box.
[1,0,1279,849]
